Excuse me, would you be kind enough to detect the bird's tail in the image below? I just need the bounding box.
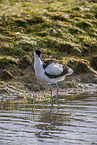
[66,67,73,76]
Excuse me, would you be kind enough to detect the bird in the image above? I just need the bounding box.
[34,49,73,104]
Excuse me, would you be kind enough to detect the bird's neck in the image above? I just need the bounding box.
[34,56,43,70]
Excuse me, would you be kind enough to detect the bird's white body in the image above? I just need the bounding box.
[34,52,73,84]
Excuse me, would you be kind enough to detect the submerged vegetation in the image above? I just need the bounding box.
[0,0,97,98]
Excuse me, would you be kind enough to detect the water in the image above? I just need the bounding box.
[0,95,97,145]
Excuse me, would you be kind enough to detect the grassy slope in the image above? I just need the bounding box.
[0,0,97,82]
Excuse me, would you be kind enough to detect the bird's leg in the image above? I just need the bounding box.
[50,85,53,105]
[55,83,59,103]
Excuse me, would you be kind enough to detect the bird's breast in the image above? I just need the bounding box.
[35,67,44,79]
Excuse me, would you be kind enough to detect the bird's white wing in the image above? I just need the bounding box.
[45,63,63,75]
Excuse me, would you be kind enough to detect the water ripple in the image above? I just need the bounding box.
[0,95,97,145]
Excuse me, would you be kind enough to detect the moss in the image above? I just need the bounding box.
[0,56,18,68]
[14,19,27,27]
[0,0,97,56]
[0,45,25,57]
[77,20,93,29]
[0,0,97,83]
[45,12,69,22]
[18,42,33,51]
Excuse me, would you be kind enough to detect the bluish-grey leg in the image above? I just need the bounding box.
[55,83,59,103]
[50,85,52,104]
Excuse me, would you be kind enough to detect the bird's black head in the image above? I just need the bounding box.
[35,49,41,57]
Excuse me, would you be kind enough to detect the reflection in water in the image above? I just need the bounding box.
[0,95,97,144]
[35,111,68,139]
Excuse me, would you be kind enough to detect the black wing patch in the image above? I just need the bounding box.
[45,66,69,79]
[43,60,54,69]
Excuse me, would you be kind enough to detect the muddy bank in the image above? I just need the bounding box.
[0,58,97,101]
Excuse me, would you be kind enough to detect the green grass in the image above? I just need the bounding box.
[0,0,97,79]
